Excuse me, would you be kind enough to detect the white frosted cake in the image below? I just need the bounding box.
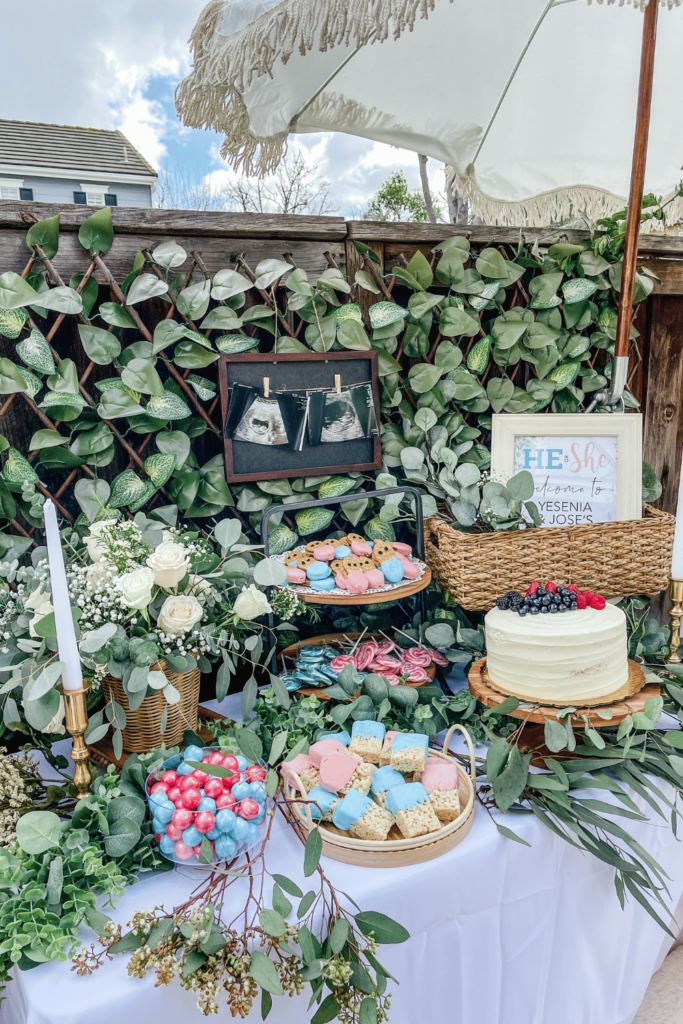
[484,603,629,704]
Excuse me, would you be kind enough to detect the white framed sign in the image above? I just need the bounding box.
[491,413,642,526]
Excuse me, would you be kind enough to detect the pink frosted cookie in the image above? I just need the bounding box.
[313,544,336,561]
[319,753,361,793]
[396,555,421,580]
[346,571,369,595]
[393,542,412,557]
[350,540,373,557]
[308,738,348,768]
[422,761,460,823]
[365,568,385,590]
[287,566,307,584]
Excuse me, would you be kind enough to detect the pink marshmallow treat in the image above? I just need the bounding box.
[314,544,336,560]
[280,753,314,779]
[421,761,459,793]
[319,753,361,793]
[308,738,348,768]
[287,566,307,584]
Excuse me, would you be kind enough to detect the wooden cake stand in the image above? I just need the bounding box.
[468,657,658,727]
[280,632,435,700]
[287,566,431,605]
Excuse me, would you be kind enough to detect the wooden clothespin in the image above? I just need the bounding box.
[334,374,341,395]
[263,377,270,398]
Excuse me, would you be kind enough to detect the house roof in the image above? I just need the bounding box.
[0,120,157,178]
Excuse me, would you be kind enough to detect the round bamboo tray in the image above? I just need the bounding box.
[102,659,200,753]
[279,632,435,699]
[283,724,476,867]
[425,505,675,611]
[468,656,656,724]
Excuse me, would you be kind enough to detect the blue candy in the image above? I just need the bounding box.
[206,826,221,840]
[184,745,204,762]
[306,561,332,581]
[241,821,261,845]
[334,545,352,559]
[216,808,236,833]
[152,816,166,834]
[177,762,194,776]
[149,791,171,807]
[159,835,176,855]
[232,781,251,801]
[215,835,237,859]
[382,556,405,584]
[249,783,265,803]
[182,825,202,847]
[235,755,248,772]
[198,797,216,812]
[310,577,336,592]
[232,817,251,842]
[154,803,174,824]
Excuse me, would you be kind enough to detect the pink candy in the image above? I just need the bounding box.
[381,674,401,686]
[350,540,373,557]
[287,566,307,584]
[376,640,395,656]
[426,648,449,667]
[237,798,260,820]
[405,647,432,667]
[346,570,369,595]
[331,655,357,673]
[313,544,336,560]
[405,665,428,682]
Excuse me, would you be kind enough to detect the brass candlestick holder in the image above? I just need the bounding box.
[58,680,92,799]
[667,578,683,666]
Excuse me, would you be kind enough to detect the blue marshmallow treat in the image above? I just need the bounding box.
[305,787,339,822]
[320,730,351,746]
[371,767,405,800]
[332,789,373,831]
[351,721,386,740]
[381,556,405,584]
[385,780,441,838]
[349,719,386,761]
[389,733,429,773]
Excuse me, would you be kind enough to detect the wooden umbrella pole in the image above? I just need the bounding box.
[614,0,659,365]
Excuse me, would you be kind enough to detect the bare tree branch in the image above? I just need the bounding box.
[418,154,437,224]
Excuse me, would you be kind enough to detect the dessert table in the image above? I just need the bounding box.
[3,690,683,1024]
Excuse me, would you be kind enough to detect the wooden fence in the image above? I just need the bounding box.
[0,200,681,612]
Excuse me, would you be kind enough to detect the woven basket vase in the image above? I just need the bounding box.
[424,505,675,611]
[103,659,200,753]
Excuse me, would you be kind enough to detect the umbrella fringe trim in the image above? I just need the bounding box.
[176,0,449,174]
[589,1,681,8]
[448,172,683,231]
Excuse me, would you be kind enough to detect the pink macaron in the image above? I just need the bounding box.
[313,544,336,561]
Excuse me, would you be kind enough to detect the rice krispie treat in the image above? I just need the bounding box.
[332,789,394,841]
[319,730,350,746]
[370,766,405,807]
[304,786,339,822]
[349,720,386,763]
[379,730,400,767]
[308,737,348,768]
[280,753,320,792]
[389,733,429,775]
[386,781,442,839]
[339,760,376,797]
[422,761,460,823]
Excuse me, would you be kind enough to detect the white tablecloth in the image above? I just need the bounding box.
[3,694,683,1024]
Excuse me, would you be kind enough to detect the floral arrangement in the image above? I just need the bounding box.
[0,506,289,757]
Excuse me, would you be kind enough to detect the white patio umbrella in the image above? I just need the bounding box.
[177,0,683,402]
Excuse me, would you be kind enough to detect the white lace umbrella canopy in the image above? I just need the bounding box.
[177,0,683,227]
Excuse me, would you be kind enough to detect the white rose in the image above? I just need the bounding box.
[24,584,51,612]
[85,519,117,562]
[146,541,190,589]
[233,584,272,621]
[185,574,212,605]
[117,567,155,610]
[43,695,66,735]
[157,595,203,636]
[29,600,54,638]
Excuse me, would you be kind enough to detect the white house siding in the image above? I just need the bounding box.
[0,174,154,207]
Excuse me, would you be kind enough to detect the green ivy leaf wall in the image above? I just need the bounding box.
[0,210,646,566]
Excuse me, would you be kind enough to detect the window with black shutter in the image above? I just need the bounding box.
[73,192,87,204]
[104,194,118,206]
[19,188,33,201]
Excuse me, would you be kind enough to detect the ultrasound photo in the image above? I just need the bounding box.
[320,391,365,443]
[234,396,289,446]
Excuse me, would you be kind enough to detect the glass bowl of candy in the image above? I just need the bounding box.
[146,744,270,866]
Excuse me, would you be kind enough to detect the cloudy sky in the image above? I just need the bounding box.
[0,0,446,217]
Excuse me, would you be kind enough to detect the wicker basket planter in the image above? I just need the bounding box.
[425,505,675,611]
[102,659,201,753]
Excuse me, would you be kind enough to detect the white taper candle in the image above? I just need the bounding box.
[43,499,83,690]
[672,455,683,581]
